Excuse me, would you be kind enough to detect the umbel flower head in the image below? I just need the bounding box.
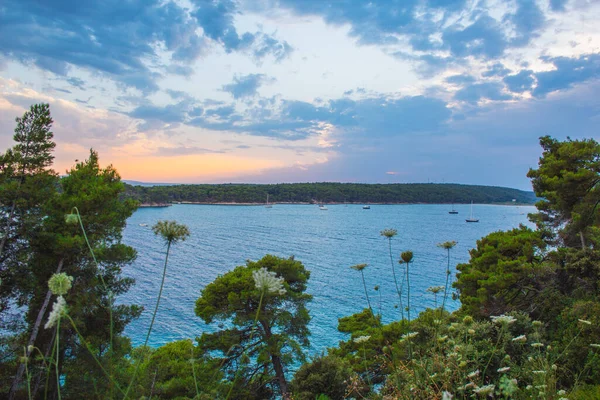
[353,335,371,344]
[380,228,397,238]
[45,296,67,329]
[491,314,517,325]
[152,220,190,244]
[252,268,286,295]
[48,273,74,296]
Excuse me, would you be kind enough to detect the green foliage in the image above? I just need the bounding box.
[195,255,312,397]
[455,225,547,318]
[124,182,537,205]
[527,135,600,248]
[290,354,364,400]
[125,340,223,399]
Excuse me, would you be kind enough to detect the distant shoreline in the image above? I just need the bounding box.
[138,201,533,207]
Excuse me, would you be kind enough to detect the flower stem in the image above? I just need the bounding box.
[124,240,172,399]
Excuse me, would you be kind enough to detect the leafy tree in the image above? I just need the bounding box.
[527,135,600,248]
[0,104,57,313]
[7,149,139,398]
[195,255,311,398]
[454,225,547,318]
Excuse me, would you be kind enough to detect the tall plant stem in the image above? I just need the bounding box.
[388,238,404,320]
[441,247,451,316]
[124,240,172,399]
[73,207,115,397]
[406,261,411,322]
[55,318,61,400]
[360,270,373,313]
[8,258,64,400]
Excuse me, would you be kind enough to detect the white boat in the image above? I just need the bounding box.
[139,223,148,227]
[265,194,273,208]
[466,201,479,223]
[319,204,328,210]
[363,205,370,209]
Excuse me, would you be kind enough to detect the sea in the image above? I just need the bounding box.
[120,203,535,354]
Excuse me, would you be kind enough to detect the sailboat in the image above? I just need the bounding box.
[466,201,479,222]
[448,203,458,214]
[265,194,273,208]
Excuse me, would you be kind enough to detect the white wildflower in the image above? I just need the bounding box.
[353,335,371,344]
[45,296,67,329]
[512,334,527,342]
[473,384,495,396]
[578,319,591,325]
[531,342,544,348]
[442,391,453,400]
[401,331,418,341]
[532,370,547,375]
[252,268,286,295]
[497,367,510,373]
[467,369,480,379]
[491,314,516,325]
[590,344,600,349]
[557,390,566,395]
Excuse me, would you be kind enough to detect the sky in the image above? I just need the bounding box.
[0,0,599,190]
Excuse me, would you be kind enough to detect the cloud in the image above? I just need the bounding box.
[446,75,476,85]
[129,101,192,124]
[504,70,535,93]
[482,63,512,78]
[154,146,225,156]
[222,74,274,99]
[192,0,293,61]
[454,82,513,104]
[507,0,545,46]
[533,53,600,98]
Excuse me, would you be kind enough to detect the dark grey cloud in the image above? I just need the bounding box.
[532,53,600,98]
[549,0,569,12]
[66,77,86,90]
[445,75,476,85]
[222,74,274,99]
[482,63,512,78]
[504,70,535,93]
[129,101,192,124]
[275,1,539,59]
[192,0,293,62]
[154,146,225,156]
[506,0,545,46]
[454,82,512,104]
[0,0,291,93]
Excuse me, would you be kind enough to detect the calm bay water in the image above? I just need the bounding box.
[120,203,535,353]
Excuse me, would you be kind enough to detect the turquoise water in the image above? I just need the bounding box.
[120,203,535,353]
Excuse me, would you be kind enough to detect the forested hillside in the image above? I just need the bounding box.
[124,182,537,205]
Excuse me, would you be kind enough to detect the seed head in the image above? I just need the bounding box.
[380,228,397,238]
[350,263,368,272]
[48,273,74,296]
[400,251,413,264]
[64,213,79,225]
[437,241,457,250]
[152,220,190,244]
